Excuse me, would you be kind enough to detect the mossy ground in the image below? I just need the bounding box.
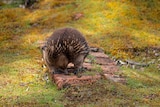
[0,0,160,106]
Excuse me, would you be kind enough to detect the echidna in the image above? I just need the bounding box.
[42,27,89,75]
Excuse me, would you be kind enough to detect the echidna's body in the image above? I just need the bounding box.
[42,28,89,75]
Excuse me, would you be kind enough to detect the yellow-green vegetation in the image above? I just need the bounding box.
[0,0,160,106]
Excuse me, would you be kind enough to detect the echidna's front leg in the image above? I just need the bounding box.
[53,68,69,74]
[48,66,56,74]
[73,54,85,76]
[64,69,69,75]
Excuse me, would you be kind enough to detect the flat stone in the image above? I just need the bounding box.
[103,74,126,84]
[52,74,101,89]
[95,57,115,65]
[90,52,109,58]
[83,62,92,70]
[101,65,119,74]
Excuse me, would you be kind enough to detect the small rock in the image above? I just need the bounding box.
[103,74,126,83]
[43,73,49,83]
[116,60,126,66]
[155,53,159,57]
[90,47,99,52]
[72,13,84,20]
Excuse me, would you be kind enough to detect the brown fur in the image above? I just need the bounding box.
[42,27,89,74]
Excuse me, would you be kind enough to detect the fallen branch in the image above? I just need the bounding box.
[125,60,149,67]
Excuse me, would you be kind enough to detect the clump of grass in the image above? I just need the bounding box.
[92,64,103,73]
[126,78,146,88]
[87,54,96,64]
